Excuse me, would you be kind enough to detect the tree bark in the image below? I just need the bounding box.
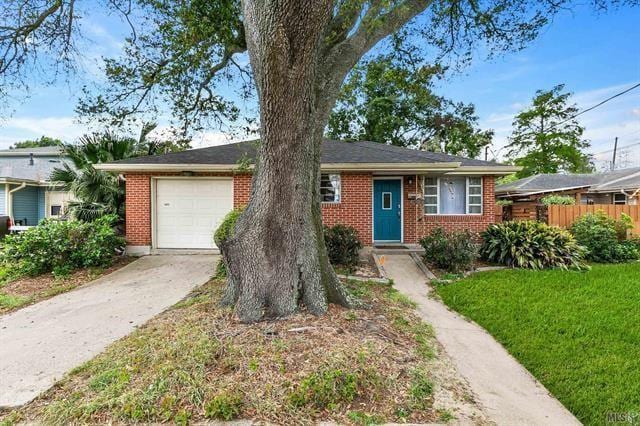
[221,0,354,322]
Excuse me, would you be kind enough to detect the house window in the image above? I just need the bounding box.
[382,192,392,210]
[467,177,483,214]
[50,205,62,217]
[423,176,483,215]
[613,193,627,205]
[320,174,341,203]
[423,177,438,214]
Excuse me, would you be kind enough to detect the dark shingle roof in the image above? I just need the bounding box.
[111,139,504,167]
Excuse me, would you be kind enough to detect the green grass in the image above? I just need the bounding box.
[435,263,640,425]
[0,293,32,310]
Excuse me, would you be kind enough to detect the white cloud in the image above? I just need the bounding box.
[0,116,90,148]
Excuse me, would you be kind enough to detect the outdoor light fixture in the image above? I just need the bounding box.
[408,176,414,185]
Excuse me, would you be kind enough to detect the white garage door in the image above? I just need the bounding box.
[155,179,233,249]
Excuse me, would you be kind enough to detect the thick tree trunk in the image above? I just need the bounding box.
[221,0,354,322]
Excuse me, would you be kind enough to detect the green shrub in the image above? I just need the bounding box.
[204,391,243,420]
[213,207,245,278]
[323,224,363,268]
[571,211,639,263]
[495,199,513,206]
[213,207,245,248]
[419,228,477,273]
[1,215,124,276]
[481,221,586,270]
[540,194,576,206]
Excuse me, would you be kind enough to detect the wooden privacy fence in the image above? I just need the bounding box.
[547,204,640,234]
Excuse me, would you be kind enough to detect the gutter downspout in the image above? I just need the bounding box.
[7,183,27,222]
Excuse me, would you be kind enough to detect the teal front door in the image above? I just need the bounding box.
[373,179,401,242]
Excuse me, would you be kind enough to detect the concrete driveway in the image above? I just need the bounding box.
[0,255,216,408]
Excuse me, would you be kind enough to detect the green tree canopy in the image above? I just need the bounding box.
[506,84,593,178]
[327,55,493,158]
[10,136,62,149]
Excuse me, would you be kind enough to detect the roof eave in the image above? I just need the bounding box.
[95,162,467,173]
[0,151,63,157]
[496,184,592,196]
[446,165,521,176]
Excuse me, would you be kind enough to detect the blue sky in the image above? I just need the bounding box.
[1,4,639,167]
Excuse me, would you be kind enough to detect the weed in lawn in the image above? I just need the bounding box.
[0,293,31,310]
[347,410,384,425]
[204,390,243,420]
[288,368,360,409]
[391,314,434,359]
[344,310,358,321]
[388,289,417,308]
[409,368,434,409]
[248,358,260,372]
[438,408,456,422]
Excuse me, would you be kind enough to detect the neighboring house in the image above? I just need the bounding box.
[0,147,74,225]
[495,168,640,220]
[96,139,518,255]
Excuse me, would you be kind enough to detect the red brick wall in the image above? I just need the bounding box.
[124,172,495,247]
[124,172,241,246]
[403,175,496,243]
[124,172,373,246]
[233,173,252,207]
[322,173,373,245]
[125,174,152,246]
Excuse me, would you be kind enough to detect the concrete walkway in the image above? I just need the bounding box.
[0,255,216,408]
[381,254,580,426]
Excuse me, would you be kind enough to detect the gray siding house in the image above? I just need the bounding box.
[0,147,73,225]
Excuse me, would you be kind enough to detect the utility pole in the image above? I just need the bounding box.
[485,146,489,161]
[612,136,618,171]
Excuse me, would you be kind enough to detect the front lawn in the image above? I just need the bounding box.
[435,263,640,425]
[0,278,484,425]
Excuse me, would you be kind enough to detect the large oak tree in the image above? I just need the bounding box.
[1,0,636,321]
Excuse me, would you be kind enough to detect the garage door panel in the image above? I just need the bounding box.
[155,179,233,249]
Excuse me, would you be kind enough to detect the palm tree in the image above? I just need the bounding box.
[51,132,136,222]
[52,125,191,222]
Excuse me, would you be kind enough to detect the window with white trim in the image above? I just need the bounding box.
[320,173,341,203]
[423,177,438,214]
[467,177,483,214]
[423,176,483,215]
[613,193,627,205]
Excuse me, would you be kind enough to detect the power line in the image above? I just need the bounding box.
[591,140,640,156]
[548,82,640,131]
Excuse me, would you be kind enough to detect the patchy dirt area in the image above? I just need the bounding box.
[0,256,135,315]
[1,278,487,425]
[336,254,382,279]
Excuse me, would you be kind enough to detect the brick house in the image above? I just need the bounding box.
[96,140,518,255]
